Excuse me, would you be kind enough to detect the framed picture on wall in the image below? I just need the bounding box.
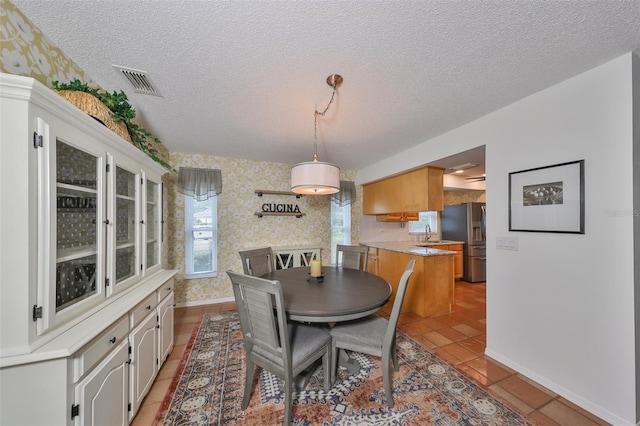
[509,160,584,233]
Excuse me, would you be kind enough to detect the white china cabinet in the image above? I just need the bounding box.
[0,74,177,426]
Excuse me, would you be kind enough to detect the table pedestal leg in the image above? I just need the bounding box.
[295,360,320,390]
[295,350,361,389]
[339,349,360,375]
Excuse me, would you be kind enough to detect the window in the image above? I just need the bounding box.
[185,195,217,278]
[408,211,438,235]
[330,198,351,264]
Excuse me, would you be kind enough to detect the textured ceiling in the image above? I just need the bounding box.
[11,0,640,174]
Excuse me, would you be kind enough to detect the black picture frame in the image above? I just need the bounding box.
[509,160,584,233]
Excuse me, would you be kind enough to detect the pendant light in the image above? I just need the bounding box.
[291,74,343,195]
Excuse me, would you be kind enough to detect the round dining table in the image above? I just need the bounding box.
[261,265,392,323]
[261,265,392,381]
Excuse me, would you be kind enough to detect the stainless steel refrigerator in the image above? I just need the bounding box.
[441,202,486,282]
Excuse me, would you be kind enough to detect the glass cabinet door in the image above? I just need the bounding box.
[54,139,102,314]
[114,165,139,285]
[144,178,161,271]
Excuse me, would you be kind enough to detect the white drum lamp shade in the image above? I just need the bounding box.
[291,160,340,195]
[290,74,344,195]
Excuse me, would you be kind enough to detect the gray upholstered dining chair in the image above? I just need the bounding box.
[329,259,415,408]
[336,244,369,270]
[238,247,276,276]
[227,270,332,426]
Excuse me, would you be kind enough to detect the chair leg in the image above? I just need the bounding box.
[323,346,331,392]
[242,358,255,410]
[382,352,394,408]
[284,372,293,426]
[391,339,399,370]
[330,341,339,385]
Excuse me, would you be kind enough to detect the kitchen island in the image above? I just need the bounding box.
[363,241,459,317]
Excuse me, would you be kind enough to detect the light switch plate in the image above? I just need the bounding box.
[496,236,519,251]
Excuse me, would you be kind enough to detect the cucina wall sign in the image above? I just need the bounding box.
[253,189,307,218]
[261,203,302,213]
[254,203,306,218]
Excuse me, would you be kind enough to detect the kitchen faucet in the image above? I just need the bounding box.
[424,223,431,242]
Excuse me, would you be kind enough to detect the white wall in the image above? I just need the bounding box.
[358,53,637,425]
[632,52,640,423]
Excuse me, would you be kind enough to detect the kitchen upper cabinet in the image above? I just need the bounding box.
[363,166,444,215]
[375,212,419,223]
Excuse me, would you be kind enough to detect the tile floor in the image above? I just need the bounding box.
[132,281,610,426]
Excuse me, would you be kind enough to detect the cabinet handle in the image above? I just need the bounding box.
[140,220,145,224]
[109,337,116,344]
[146,305,152,310]
[103,219,110,225]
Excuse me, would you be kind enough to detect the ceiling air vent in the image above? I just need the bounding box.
[112,65,162,97]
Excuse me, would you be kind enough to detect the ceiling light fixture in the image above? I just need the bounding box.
[449,162,479,172]
[291,74,343,195]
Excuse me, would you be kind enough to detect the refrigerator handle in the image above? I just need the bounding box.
[481,204,486,241]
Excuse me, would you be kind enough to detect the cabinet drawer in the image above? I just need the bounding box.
[157,278,174,303]
[131,294,157,328]
[73,316,129,382]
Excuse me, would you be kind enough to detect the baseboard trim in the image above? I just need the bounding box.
[484,348,633,426]
[175,296,234,308]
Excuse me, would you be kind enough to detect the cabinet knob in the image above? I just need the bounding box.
[146,305,151,310]
[103,219,110,225]
[167,287,171,291]
[109,337,116,344]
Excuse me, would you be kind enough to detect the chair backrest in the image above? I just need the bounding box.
[239,247,276,276]
[227,270,291,368]
[383,259,416,345]
[336,244,369,270]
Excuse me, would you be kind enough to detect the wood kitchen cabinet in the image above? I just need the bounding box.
[376,248,454,317]
[426,244,464,279]
[448,244,464,279]
[375,212,419,222]
[366,247,379,275]
[363,166,444,215]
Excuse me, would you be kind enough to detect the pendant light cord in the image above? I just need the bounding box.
[313,82,338,162]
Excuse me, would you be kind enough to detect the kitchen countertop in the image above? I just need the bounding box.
[362,240,463,257]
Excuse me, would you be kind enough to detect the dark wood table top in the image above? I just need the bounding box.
[261,266,392,323]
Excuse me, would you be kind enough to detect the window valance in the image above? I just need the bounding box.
[331,180,356,206]
[177,167,222,201]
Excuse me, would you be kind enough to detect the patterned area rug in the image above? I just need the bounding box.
[156,312,536,425]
